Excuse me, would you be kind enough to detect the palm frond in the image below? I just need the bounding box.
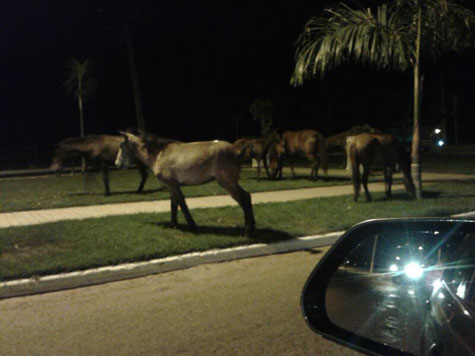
[291,2,412,86]
[63,57,98,100]
[291,0,475,86]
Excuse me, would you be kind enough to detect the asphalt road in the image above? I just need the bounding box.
[1,248,361,356]
[327,272,428,355]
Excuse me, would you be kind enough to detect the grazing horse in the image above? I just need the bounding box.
[350,133,415,202]
[326,125,382,168]
[267,129,328,181]
[233,133,276,181]
[50,135,148,196]
[115,132,255,234]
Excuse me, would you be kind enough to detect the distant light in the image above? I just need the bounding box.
[404,262,423,279]
[418,246,423,250]
[434,128,441,134]
[457,284,466,299]
[408,289,415,296]
[389,264,399,272]
[396,256,401,260]
[432,279,443,291]
[438,292,445,299]
[437,139,445,147]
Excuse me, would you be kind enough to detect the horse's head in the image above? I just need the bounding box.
[49,148,64,175]
[267,141,285,180]
[115,132,138,169]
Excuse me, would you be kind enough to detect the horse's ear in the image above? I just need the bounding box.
[120,130,140,142]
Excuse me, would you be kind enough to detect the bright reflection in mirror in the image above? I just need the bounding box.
[325,229,475,355]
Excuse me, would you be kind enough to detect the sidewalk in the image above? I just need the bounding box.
[1,171,473,229]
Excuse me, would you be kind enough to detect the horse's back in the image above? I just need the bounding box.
[156,140,240,185]
[352,133,399,164]
[283,129,321,153]
[57,135,121,162]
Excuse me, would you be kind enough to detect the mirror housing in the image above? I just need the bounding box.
[301,218,475,356]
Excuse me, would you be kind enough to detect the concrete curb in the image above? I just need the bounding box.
[0,231,343,300]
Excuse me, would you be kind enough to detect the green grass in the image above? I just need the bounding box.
[421,151,475,174]
[2,151,473,213]
[0,166,350,213]
[2,180,475,281]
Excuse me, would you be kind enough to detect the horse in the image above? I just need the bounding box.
[50,134,148,196]
[115,131,255,234]
[350,133,415,202]
[326,125,382,168]
[266,129,328,181]
[232,133,276,181]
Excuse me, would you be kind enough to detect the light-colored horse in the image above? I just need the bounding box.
[350,133,415,202]
[115,132,255,234]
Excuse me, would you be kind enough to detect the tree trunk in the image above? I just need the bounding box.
[78,94,85,138]
[78,93,86,173]
[439,71,448,144]
[451,92,459,145]
[411,6,423,200]
[126,24,146,131]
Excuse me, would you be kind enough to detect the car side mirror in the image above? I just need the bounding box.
[301,218,475,356]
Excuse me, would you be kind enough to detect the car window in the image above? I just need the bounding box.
[442,234,475,304]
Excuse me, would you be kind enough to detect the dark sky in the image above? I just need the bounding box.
[1,0,475,167]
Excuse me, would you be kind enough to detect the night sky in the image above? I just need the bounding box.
[2,0,475,168]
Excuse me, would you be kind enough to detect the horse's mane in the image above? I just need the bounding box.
[139,132,178,156]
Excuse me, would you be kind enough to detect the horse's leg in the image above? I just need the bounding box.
[362,163,372,202]
[278,157,283,180]
[384,165,393,199]
[309,157,320,181]
[170,197,178,226]
[136,165,148,193]
[102,165,110,196]
[167,185,197,231]
[216,176,255,234]
[256,158,261,182]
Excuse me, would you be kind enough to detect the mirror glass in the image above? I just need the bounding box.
[325,227,475,355]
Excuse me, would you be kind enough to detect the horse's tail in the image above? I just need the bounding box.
[318,133,328,174]
[350,143,360,201]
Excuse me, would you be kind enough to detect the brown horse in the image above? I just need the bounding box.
[350,133,415,202]
[233,134,276,181]
[267,129,327,181]
[115,131,255,234]
[50,135,148,196]
[326,125,382,168]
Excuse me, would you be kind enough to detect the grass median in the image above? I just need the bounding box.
[0,166,352,213]
[2,151,474,213]
[2,180,475,281]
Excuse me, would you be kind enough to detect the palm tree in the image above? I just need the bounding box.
[231,112,242,140]
[250,99,275,135]
[64,57,98,172]
[126,20,146,131]
[291,0,475,199]
[64,57,98,138]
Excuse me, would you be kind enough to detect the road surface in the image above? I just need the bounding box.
[1,248,360,355]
